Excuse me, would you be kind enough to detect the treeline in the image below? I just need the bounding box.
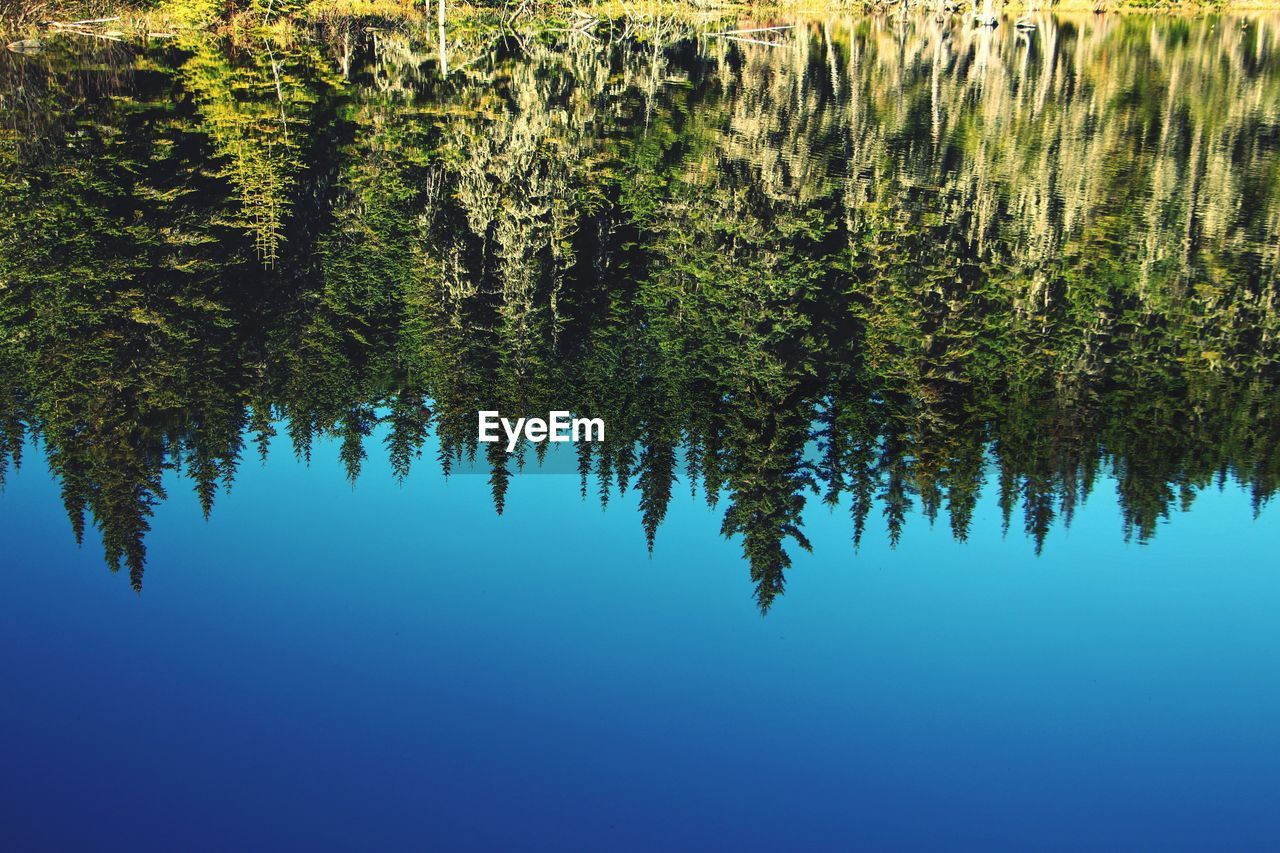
[1,15,1277,607]
[3,1,1268,40]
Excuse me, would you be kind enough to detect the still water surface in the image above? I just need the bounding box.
[1,13,1278,849]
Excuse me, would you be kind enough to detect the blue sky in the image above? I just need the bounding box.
[1,430,1277,851]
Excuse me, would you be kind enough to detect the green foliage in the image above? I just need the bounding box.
[2,16,1278,608]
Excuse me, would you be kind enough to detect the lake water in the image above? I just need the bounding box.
[1,13,1279,850]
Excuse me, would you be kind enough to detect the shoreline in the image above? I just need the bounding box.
[6,1,1280,41]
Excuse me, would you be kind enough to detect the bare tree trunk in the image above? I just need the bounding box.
[438,0,448,77]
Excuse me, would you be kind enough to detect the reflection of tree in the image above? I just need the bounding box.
[177,33,342,263]
[1,16,1278,608]
[0,39,265,587]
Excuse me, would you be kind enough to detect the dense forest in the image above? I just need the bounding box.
[3,0,1273,42]
[1,14,1278,608]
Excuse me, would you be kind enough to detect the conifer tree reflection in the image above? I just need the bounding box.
[0,16,1277,607]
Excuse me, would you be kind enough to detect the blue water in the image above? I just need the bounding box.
[1,429,1278,851]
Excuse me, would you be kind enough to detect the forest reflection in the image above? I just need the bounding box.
[1,14,1278,609]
